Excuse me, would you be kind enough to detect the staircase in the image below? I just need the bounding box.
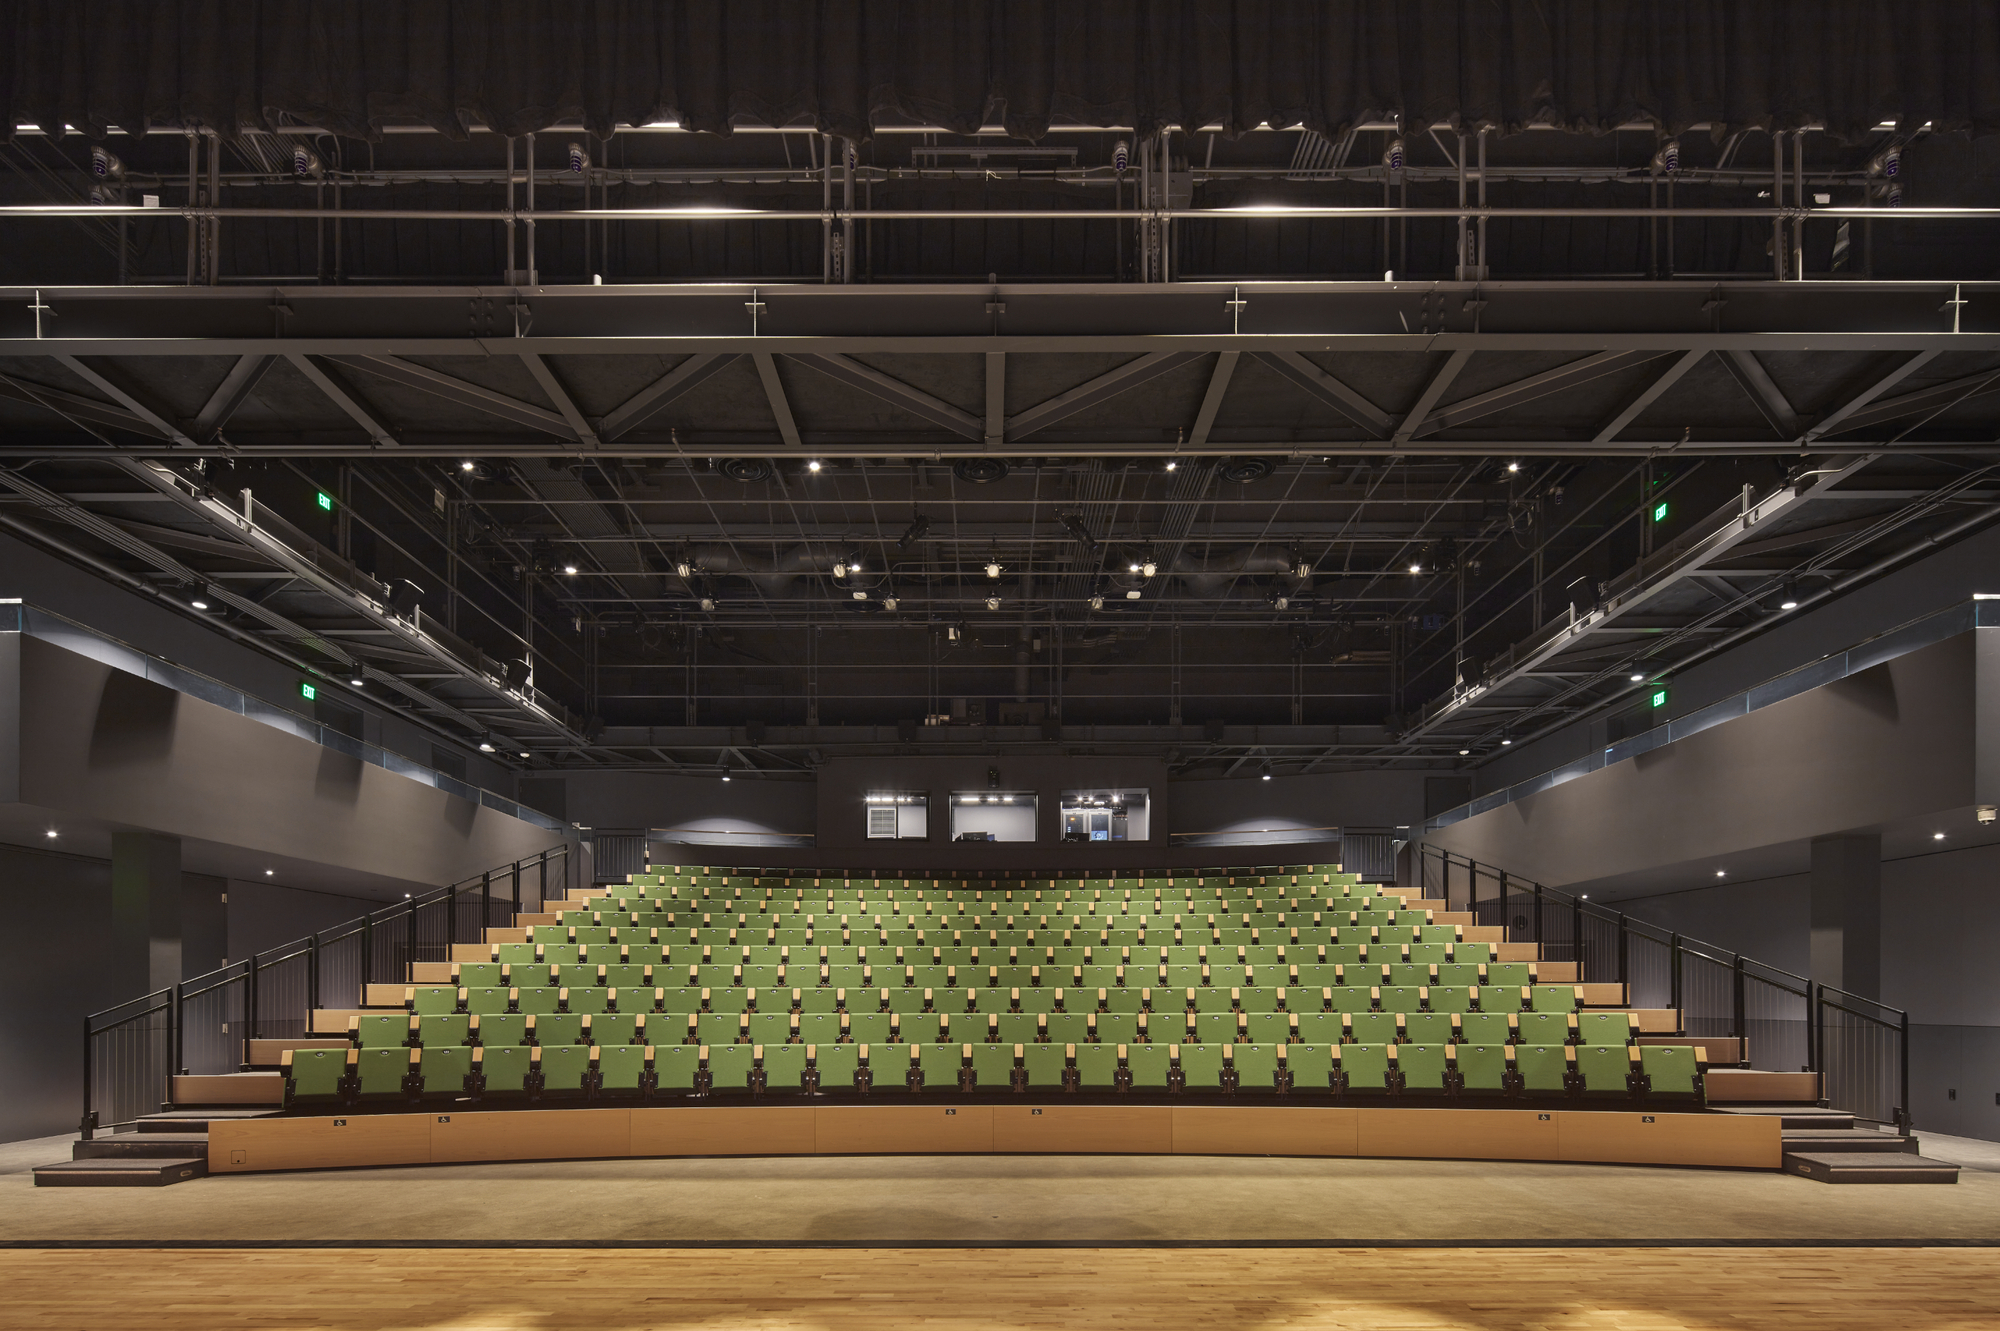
[32,1106,281,1188]
[1708,1097,1958,1184]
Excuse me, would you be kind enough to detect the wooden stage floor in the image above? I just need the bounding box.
[2,1246,1997,1331]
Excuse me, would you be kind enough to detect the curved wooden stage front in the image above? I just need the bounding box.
[208,1103,1780,1174]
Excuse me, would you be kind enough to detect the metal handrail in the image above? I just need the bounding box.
[79,844,570,1137]
[1416,841,1906,1126]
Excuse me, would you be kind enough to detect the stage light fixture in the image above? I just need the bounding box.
[675,559,693,579]
[1125,589,1141,600]
[699,597,716,611]
[853,590,868,600]
[478,740,496,752]
[190,598,209,610]
[897,515,931,549]
[834,561,848,577]
[1141,560,1157,578]
[562,564,578,576]
[808,459,822,472]
[1089,595,1104,610]
[90,147,124,179]
[291,146,323,178]
[882,596,899,610]
[986,561,1003,579]
[987,596,1002,610]
[1164,460,1178,472]
[1507,460,1521,472]
[566,141,590,173]
[1779,577,1799,611]
[1408,561,1423,574]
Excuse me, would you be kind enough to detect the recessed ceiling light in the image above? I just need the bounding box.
[265,869,274,876]
[1933,832,1946,840]
[190,599,209,610]
[1630,673,1645,682]
[478,741,496,753]
[348,675,365,686]
[1408,562,1422,574]
[1507,461,1521,473]
[1165,460,1178,472]
[1715,870,1726,877]
[45,829,57,839]
[459,460,475,472]
[808,460,822,472]
[1459,749,1470,756]
[1501,737,1512,745]
[562,564,579,576]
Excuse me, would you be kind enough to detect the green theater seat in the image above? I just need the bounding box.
[283,1048,350,1106]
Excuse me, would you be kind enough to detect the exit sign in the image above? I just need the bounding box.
[1652,501,1669,522]
[299,681,317,701]
[1650,688,1669,708]
[317,491,334,511]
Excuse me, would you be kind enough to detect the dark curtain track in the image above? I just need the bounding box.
[3,0,1998,147]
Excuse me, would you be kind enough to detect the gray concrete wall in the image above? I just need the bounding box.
[1430,635,1975,888]
[12,635,564,888]
[0,842,117,1142]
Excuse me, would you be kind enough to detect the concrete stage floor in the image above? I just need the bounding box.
[2,1130,1999,1246]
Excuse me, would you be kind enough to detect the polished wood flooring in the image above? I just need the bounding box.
[2,1247,1997,1330]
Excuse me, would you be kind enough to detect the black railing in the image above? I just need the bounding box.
[80,845,571,1138]
[1416,843,1904,1128]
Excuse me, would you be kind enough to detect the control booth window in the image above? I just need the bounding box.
[864,791,929,840]
[1060,789,1150,842]
[949,791,1037,842]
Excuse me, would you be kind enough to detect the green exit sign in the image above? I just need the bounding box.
[1652,501,1669,522]
[299,681,317,701]
[317,491,334,511]
[1650,687,1669,708]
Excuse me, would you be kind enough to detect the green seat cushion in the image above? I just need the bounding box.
[1397,1043,1449,1093]
[479,1045,534,1095]
[1338,1044,1391,1092]
[355,1047,415,1098]
[1126,1043,1174,1089]
[538,1044,592,1096]
[655,1045,701,1090]
[811,1043,860,1092]
[1515,1044,1570,1093]
[286,1049,348,1100]
[1577,1044,1635,1096]
[1454,1043,1509,1093]
[760,1044,808,1090]
[598,1044,651,1093]
[1181,1043,1225,1090]
[706,1043,756,1091]
[1074,1043,1119,1089]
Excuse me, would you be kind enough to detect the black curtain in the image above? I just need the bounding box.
[4,0,1997,147]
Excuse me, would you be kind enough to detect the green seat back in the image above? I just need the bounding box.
[1455,1043,1508,1093]
[1515,1012,1570,1046]
[535,1013,586,1047]
[1327,988,1374,1014]
[1530,985,1579,1014]
[1126,1043,1173,1089]
[1397,1043,1449,1093]
[1181,1043,1225,1089]
[747,1013,793,1047]
[1378,986,1426,1015]
[811,1043,860,1092]
[588,1014,640,1046]
[419,1045,472,1096]
[797,1013,842,1046]
[352,1014,412,1049]
[1577,1044,1635,1095]
[479,1045,533,1095]
[515,987,563,1015]
[1640,1044,1701,1098]
[1022,1043,1066,1088]
[656,1045,700,1090]
[1383,964,1430,989]
[760,1044,808,1090]
[1348,1013,1397,1044]
[993,1013,1038,1047]
[554,965,599,990]
[604,964,652,991]
[797,987,843,1013]
[476,1013,529,1047]
[1339,1044,1391,1092]
[1234,1043,1279,1091]
[286,1049,348,1101]
[1515,1044,1569,1092]
[1074,1043,1119,1088]
[539,1044,592,1096]
[1576,1012,1636,1045]
[416,1014,472,1047]
[566,987,612,1015]
[355,1046,415,1098]
[408,986,461,1016]
[970,1042,1014,1089]
[454,963,505,989]
[707,1043,756,1090]
[463,986,514,1015]
[1485,963,1531,988]
[597,1044,650,1092]
[1294,1012,1342,1044]
[918,1042,962,1091]
[1288,1043,1334,1090]
[1402,1013,1453,1045]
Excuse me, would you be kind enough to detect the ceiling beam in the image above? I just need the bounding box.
[516,352,599,447]
[0,372,163,437]
[985,352,1005,447]
[1719,350,1802,438]
[332,354,576,439]
[789,353,983,440]
[1412,350,1657,439]
[1256,350,1393,436]
[598,353,739,441]
[1593,349,1706,444]
[1392,350,1473,445]
[50,354,193,446]
[1187,351,1240,447]
[1803,351,1944,443]
[1822,366,2000,436]
[752,352,802,447]
[285,354,399,448]
[1005,351,1205,439]
[192,354,275,442]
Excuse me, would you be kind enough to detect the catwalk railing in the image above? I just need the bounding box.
[1415,844,1909,1130]
[79,845,573,1138]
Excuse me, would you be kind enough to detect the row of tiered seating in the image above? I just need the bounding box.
[279,862,1706,1109]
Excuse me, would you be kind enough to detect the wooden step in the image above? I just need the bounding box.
[171,1072,284,1106]
[1783,1151,1959,1184]
[1640,1034,1741,1064]
[75,1133,210,1160]
[1712,1105,1853,1131]
[1703,1069,1819,1103]
[1781,1129,1918,1155]
[136,1108,281,1133]
[33,1157,207,1187]
[246,1038,348,1067]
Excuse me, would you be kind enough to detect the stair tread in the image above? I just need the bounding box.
[36,1157,207,1172]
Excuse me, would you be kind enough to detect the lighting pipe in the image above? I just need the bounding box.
[10,204,2000,221]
